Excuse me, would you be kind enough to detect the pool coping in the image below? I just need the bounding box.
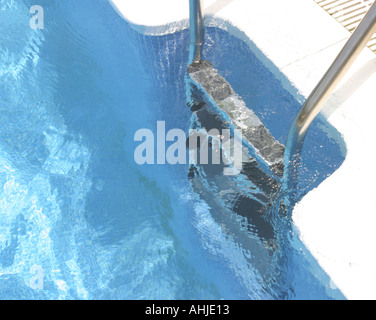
[110,0,376,300]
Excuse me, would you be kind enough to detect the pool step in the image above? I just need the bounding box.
[187,81,281,254]
[314,0,376,53]
[188,60,285,176]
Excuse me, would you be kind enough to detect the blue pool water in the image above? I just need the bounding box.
[0,0,346,299]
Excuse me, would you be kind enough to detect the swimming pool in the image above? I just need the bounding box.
[0,0,346,299]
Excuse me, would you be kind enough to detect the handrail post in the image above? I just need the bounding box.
[189,0,205,64]
[283,2,376,188]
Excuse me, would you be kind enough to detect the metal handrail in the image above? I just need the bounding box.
[189,0,204,64]
[284,2,376,183]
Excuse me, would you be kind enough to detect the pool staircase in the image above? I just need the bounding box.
[186,62,282,269]
[186,1,286,262]
[187,1,287,236]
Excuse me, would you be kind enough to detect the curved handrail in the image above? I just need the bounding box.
[284,2,376,185]
[189,0,205,64]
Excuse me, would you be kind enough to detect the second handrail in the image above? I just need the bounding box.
[189,0,205,64]
[284,2,376,182]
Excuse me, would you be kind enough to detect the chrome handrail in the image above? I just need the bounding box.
[189,0,204,64]
[284,2,376,183]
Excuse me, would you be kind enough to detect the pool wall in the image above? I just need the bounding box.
[110,0,376,300]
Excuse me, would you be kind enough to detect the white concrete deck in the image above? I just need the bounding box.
[110,0,376,300]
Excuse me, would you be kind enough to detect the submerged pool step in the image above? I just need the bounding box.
[186,68,282,261]
[188,60,285,175]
